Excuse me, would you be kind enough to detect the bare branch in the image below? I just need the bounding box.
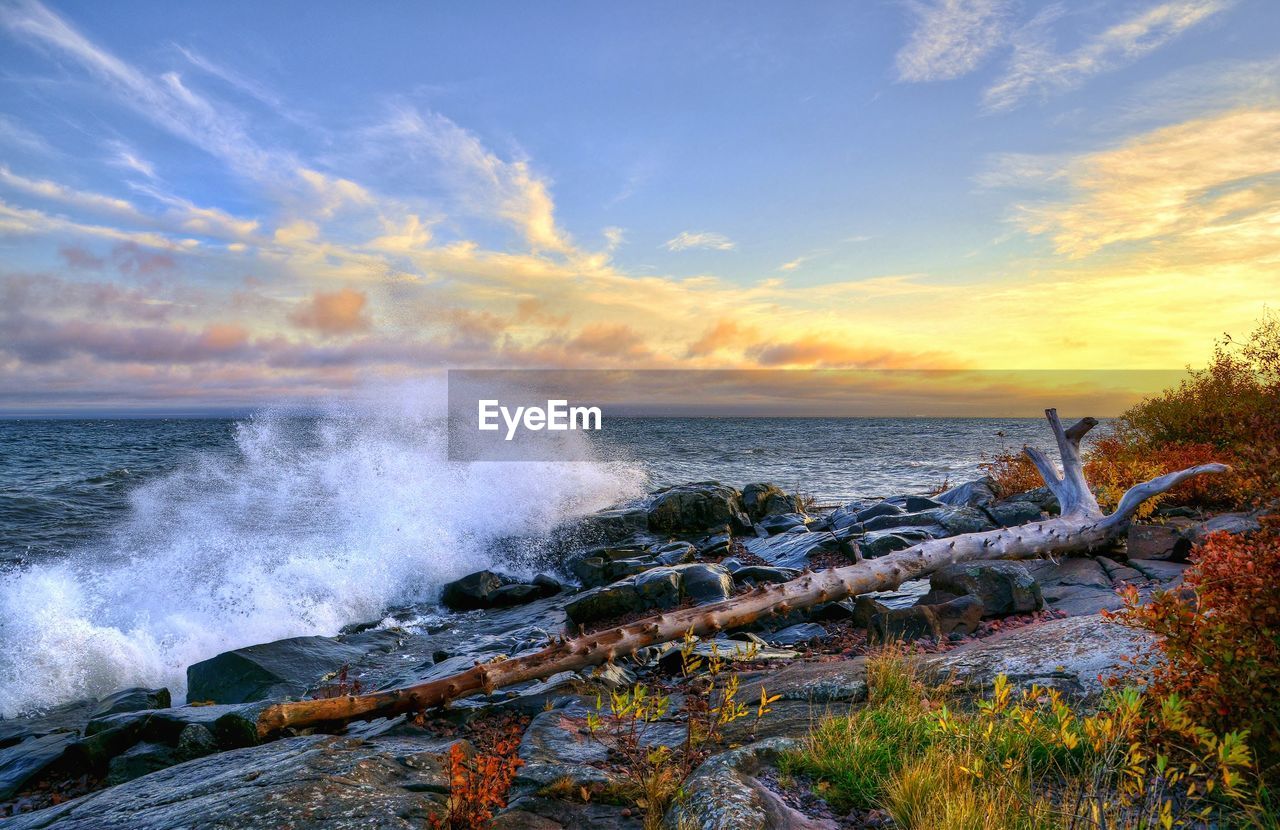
[1101,463,1231,530]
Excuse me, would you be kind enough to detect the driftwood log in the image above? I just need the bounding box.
[256,409,1226,738]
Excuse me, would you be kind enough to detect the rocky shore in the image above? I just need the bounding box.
[0,477,1258,829]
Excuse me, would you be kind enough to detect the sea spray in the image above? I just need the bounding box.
[0,382,644,716]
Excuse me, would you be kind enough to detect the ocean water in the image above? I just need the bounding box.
[0,385,1064,716]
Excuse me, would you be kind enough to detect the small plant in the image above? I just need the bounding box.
[428,724,524,830]
[311,664,362,699]
[584,630,778,830]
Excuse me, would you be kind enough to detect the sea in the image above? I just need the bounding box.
[0,390,1067,717]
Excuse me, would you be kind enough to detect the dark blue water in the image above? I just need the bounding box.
[0,404,1063,715]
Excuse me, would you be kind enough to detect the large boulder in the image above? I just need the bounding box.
[439,570,558,610]
[186,629,401,705]
[0,732,77,800]
[930,561,1043,617]
[935,477,998,508]
[3,731,462,830]
[90,687,171,719]
[868,596,984,642]
[921,613,1153,697]
[646,482,750,534]
[563,564,733,627]
[664,738,807,830]
[740,483,798,522]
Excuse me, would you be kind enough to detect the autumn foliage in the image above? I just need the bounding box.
[429,725,524,830]
[1112,523,1280,782]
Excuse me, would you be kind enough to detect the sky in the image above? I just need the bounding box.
[0,0,1277,414]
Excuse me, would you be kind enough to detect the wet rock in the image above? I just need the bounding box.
[85,702,268,753]
[884,495,946,513]
[930,561,1043,617]
[676,563,734,603]
[488,583,545,607]
[935,477,998,508]
[0,732,76,800]
[5,732,460,829]
[106,741,181,786]
[186,629,401,704]
[654,541,697,565]
[0,699,95,748]
[741,483,799,521]
[176,723,217,760]
[732,565,800,587]
[869,596,984,642]
[861,510,942,532]
[742,526,854,569]
[647,482,750,534]
[925,506,997,535]
[763,623,826,646]
[921,613,1153,697]
[90,687,172,719]
[756,512,809,535]
[855,502,903,522]
[986,501,1045,528]
[440,570,508,610]
[568,506,650,545]
[533,573,564,595]
[665,738,819,830]
[858,530,915,559]
[564,570,678,627]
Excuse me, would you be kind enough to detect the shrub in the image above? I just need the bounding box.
[1112,523,1280,779]
[429,725,524,830]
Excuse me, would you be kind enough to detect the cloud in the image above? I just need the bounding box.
[1002,107,1280,261]
[289,288,372,335]
[984,1,1232,111]
[110,242,177,276]
[0,165,142,219]
[746,335,960,369]
[564,322,651,359]
[896,0,1013,82]
[664,231,736,252]
[59,245,103,270]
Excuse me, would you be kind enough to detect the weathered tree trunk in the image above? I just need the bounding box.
[256,409,1225,738]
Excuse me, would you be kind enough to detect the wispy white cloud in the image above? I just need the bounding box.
[983,0,1232,111]
[895,0,1013,82]
[106,140,157,179]
[0,165,142,219]
[0,114,53,156]
[664,231,736,252]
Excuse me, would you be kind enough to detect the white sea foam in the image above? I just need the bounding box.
[0,381,644,716]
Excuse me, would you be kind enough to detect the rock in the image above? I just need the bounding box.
[925,506,997,535]
[85,702,268,753]
[106,740,181,786]
[732,565,800,587]
[646,482,750,534]
[440,569,508,610]
[935,477,998,508]
[763,623,826,646]
[1007,486,1060,515]
[1127,559,1189,584]
[861,510,943,532]
[1022,557,1121,616]
[186,629,401,705]
[176,723,218,760]
[743,526,854,569]
[756,512,809,535]
[869,596,984,642]
[90,687,172,719]
[986,501,1045,528]
[649,542,691,565]
[930,561,1043,617]
[564,569,679,627]
[533,573,564,595]
[741,483,799,521]
[858,530,915,559]
[676,563,734,603]
[569,555,652,589]
[4,732,461,829]
[0,699,95,748]
[883,495,946,513]
[1127,524,1192,561]
[855,502,900,522]
[0,732,77,800]
[664,738,821,830]
[488,583,545,607]
[1185,512,1262,545]
[568,506,650,545]
[921,613,1154,697]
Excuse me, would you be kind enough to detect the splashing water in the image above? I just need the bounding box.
[0,383,644,716]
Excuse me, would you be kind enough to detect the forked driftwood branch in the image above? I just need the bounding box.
[256,409,1226,738]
